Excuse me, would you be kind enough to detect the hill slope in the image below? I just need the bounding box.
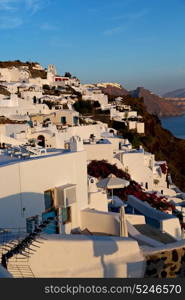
[0,60,47,79]
[113,95,185,191]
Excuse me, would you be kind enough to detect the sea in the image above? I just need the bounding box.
[161,114,185,139]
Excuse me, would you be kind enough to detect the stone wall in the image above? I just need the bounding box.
[145,247,185,278]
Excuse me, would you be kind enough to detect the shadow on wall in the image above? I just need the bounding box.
[91,236,144,278]
[0,192,45,229]
[92,236,119,277]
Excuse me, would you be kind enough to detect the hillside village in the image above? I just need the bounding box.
[0,61,185,278]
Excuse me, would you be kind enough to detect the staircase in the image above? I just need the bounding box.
[0,231,35,278]
[7,262,35,278]
[0,219,53,278]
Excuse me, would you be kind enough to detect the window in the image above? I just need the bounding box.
[73,116,79,126]
[145,182,148,189]
[61,116,66,125]
[62,207,71,224]
[44,190,54,211]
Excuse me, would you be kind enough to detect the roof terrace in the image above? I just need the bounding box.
[0,146,70,168]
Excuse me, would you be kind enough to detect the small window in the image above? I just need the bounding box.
[61,116,66,124]
[62,207,71,224]
[145,182,148,189]
[73,116,79,125]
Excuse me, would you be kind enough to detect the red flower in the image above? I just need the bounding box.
[87,160,130,180]
[88,160,174,214]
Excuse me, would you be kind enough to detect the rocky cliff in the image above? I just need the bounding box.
[98,83,182,117]
[130,87,182,117]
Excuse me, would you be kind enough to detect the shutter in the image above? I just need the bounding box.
[54,184,76,208]
[66,186,76,206]
[55,187,65,207]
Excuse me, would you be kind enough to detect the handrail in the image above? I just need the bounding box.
[1,217,56,269]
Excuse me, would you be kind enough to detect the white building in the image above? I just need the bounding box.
[0,94,51,119]
[128,121,145,134]
[110,107,137,120]
[110,107,145,134]
[31,110,80,127]
[0,141,88,233]
[84,139,114,162]
[47,64,57,84]
[116,147,157,190]
[73,85,109,108]
[18,234,145,278]
[59,124,110,142]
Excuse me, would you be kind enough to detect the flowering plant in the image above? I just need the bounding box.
[181,223,185,230]
[160,163,168,175]
[87,160,130,181]
[88,161,174,213]
[122,181,175,213]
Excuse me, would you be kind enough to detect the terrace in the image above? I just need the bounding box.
[83,138,111,145]
[0,145,69,167]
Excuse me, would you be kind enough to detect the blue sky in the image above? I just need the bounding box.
[0,0,185,94]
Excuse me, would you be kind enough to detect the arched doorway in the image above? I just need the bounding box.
[37,135,45,147]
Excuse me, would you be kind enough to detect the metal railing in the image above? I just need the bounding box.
[1,218,55,270]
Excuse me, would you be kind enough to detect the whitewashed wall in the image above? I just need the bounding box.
[27,234,146,278]
[84,143,114,162]
[0,150,88,230]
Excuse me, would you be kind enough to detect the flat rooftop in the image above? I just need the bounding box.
[0,148,71,168]
[83,139,111,145]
